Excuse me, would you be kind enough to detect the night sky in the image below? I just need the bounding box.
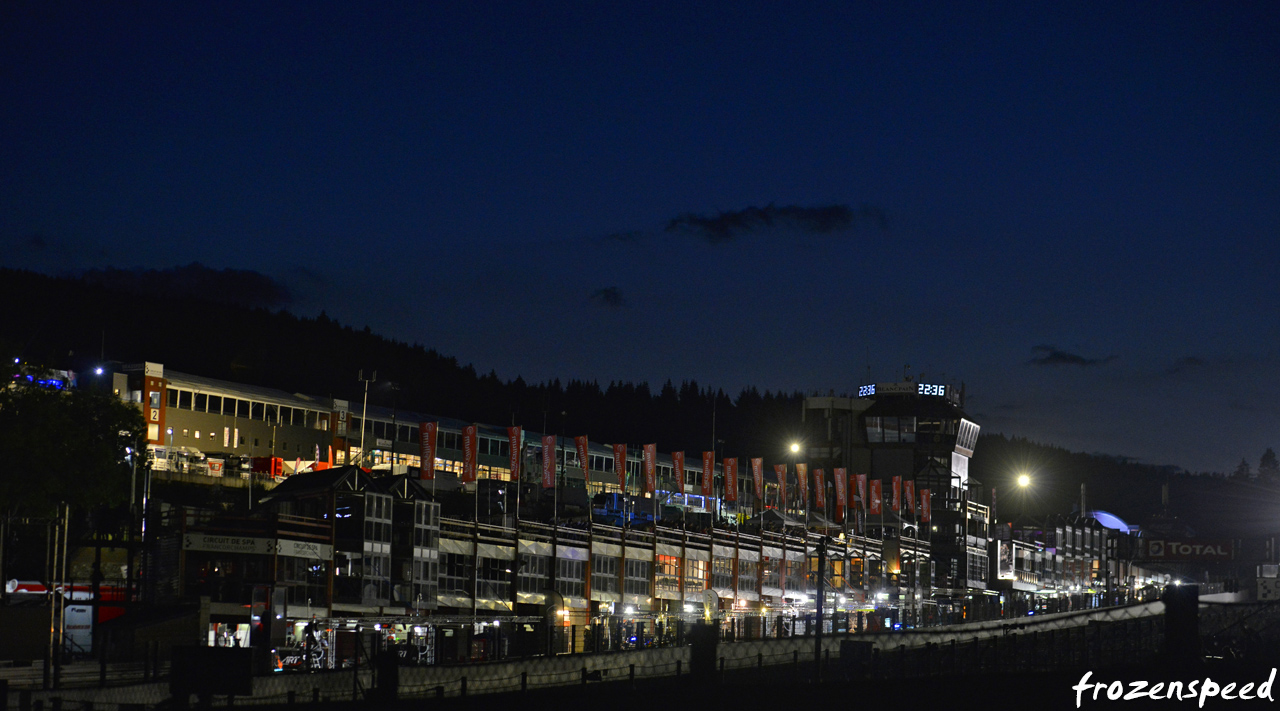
[4,2,1278,474]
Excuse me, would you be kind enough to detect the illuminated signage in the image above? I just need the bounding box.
[1144,539,1234,561]
[997,541,1015,580]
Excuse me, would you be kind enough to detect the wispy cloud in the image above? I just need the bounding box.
[663,203,887,244]
[1164,356,1206,375]
[590,286,625,309]
[80,263,292,309]
[1026,345,1117,367]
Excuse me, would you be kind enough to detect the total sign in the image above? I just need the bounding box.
[1144,539,1234,561]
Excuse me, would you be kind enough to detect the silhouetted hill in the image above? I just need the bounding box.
[5,266,1271,539]
[970,434,1280,539]
[0,267,801,459]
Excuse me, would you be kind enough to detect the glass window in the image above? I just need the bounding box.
[900,416,916,443]
[194,393,207,412]
[865,416,882,443]
[178,390,192,410]
[251,402,264,420]
[656,555,680,593]
[166,390,177,408]
[208,395,222,414]
[591,554,618,594]
[624,559,651,596]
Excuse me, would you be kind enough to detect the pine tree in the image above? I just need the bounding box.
[1259,448,1280,482]
[1233,458,1253,479]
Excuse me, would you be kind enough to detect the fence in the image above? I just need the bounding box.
[7,598,1239,711]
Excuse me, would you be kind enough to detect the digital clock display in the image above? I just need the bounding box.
[858,384,876,397]
[917,383,946,397]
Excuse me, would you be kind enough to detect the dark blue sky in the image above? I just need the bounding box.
[4,2,1278,473]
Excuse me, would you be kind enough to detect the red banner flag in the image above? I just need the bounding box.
[507,426,522,482]
[796,463,808,506]
[751,457,764,501]
[869,478,883,515]
[921,488,931,523]
[774,464,787,508]
[904,479,916,516]
[672,451,685,492]
[723,458,738,502]
[462,425,478,483]
[891,475,901,512]
[643,444,657,494]
[855,474,867,510]
[418,422,437,480]
[833,467,847,523]
[613,443,628,491]
[701,451,714,497]
[813,468,825,509]
[574,436,590,479]
[542,435,556,489]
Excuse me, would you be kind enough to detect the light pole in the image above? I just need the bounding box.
[788,442,800,521]
[356,370,376,473]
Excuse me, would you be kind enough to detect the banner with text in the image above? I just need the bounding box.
[419,422,437,480]
[643,444,657,494]
[542,435,556,489]
[613,443,628,490]
[575,436,590,479]
[462,425,478,483]
[724,458,738,502]
[833,467,847,522]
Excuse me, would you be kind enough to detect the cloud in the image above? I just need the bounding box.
[663,203,886,244]
[23,233,49,252]
[590,286,625,309]
[1026,345,1117,367]
[602,230,644,243]
[79,263,292,309]
[1165,356,1206,375]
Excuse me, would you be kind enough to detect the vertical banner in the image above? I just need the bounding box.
[507,426,522,482]
[643,444,657,494]
[462,425,478,483]
[891,475,901,512]
[796,463,808,508]
[869,478,883,515]
[813,469,825,509]
[921,488,931,523]
[991,487,997,522]
[833,467,847,522]
[750,457,764,501]
[701,451,715,497]
[542,435,556,489]
[904,479,916,516]
[672,451,685,493]
[723,458,738,502]
[855,474,867,510]
[575,436,590,479]
[774,464,787,509]
[612,443,628,490]
[419,422,438,480]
